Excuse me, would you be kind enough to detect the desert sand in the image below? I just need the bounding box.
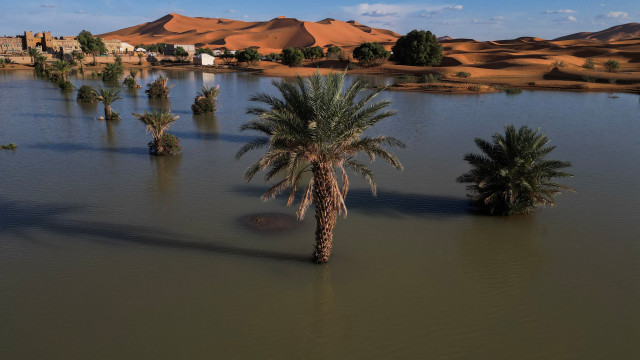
[94,14,640,94]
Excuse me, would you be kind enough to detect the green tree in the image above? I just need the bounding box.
[457,125,574,215]
[220,49,235,65]
[302,46,324,61]
[281,47,304,67]
[604,59,620,73]
[235,48,260,65]
[392,29,443,66]
[195,47,214,56]
[34,54,47,75]
[78,30,107,65]
[174,46,189,62]
[96,86,123,120]
[236,72,405,263]
[132,111,181,155]
[326,45,343,59]
[352,42,390,67]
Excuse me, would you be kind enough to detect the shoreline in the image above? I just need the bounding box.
[2,61,639,95]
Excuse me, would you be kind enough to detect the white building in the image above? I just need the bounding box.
[120,42,134,53]
[193,53,215,66]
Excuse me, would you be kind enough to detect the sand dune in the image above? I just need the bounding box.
[555,23,640,41]
[100,13,399,53]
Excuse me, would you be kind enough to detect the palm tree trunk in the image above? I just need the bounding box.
[312,162,338,264]
[104,105,111,119]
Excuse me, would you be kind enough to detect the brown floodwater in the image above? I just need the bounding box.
[0,69,639,359]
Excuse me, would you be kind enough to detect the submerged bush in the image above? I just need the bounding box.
[191,85,220,115]
[1,143,17,150]
[149,133,182,156]
[58,80,75,91]
[505,87,522,95]
[145,74,174,99]
[77,85,99,102]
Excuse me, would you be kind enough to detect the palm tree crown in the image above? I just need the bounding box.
[237,71,405,263]
[51,60,73,82]
[96,86,122,120]
[457,124,573,215]
[132,110,179,142]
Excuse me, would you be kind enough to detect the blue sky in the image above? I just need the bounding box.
[1,0,638,40]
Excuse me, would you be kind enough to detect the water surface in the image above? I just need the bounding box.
[1,69,639,359]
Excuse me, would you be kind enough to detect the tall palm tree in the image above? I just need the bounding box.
[457,124,574,215]
[96,86,122,120]
[51,60,73,83]
[73,52,85,72]
[28,48,40,64]
[132,111,180,155]
[236,71,405,263]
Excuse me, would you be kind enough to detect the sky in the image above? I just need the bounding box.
[1,0,639,40]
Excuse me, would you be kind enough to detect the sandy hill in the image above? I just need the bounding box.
[99,13,400,53]
[554,23,640,41]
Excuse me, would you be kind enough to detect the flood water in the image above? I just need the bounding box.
[1,69,639,359]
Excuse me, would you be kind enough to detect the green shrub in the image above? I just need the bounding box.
[326,45,343,59]
[281,48,304,67]
[1,143,17,150]
[352,42,390,67]
[301,46,324,60]
[582,58,595,69]
[582,76,597,83]
[58,80,75,91]
[101,62,124,81]
[551,60,567,68]
[608,78,617,84]
[604,59,620,73]
[235,48,260,65]
[505,87,522,95]
[467,85,481,92]
[417,73,442,83]
[145,74,173,99]
[456,71,471,78]
[391,29,443,66]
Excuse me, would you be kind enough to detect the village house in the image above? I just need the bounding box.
[0,36,23,54]
[193,53,215,66]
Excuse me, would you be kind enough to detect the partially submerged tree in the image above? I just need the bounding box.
[133,111,181,155]
[101,61,124,81]
[96,86,123,120]
[457,124,574,215]
[237,71,405,263]
[73,51,86,72]
[392,29,443,66]
[77,85,99,102]
[353,42,390,67]
[123,69,141,88]
[145,74,174,99]
[51,60,75,90]
[191,85,220,114]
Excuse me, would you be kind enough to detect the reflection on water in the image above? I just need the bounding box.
[0,69,639,360]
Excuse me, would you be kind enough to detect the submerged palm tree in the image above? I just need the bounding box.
[123,69,141,88]
[145,74,174,99]
[191,85,220,114]
[457,124,574,215]
[132,111,181,155]
[51,60,73,83]
[237,71,405,263]
[96,86,122,120]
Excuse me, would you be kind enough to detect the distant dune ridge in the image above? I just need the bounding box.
[99,13,400,53]
[554,23,640,41]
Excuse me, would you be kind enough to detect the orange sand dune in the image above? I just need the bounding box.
[100,13,400,53]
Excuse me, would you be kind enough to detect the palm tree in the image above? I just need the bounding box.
[191,85,220,114]
[96,86,123,120]
[132,111,180,155]
[457,124,574,215]
[123,69,141,88]
[73,52,86,72]
[236,71,405,263]
[51,60,73,83]
[28,48,40,64]
[101,62,124,81]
